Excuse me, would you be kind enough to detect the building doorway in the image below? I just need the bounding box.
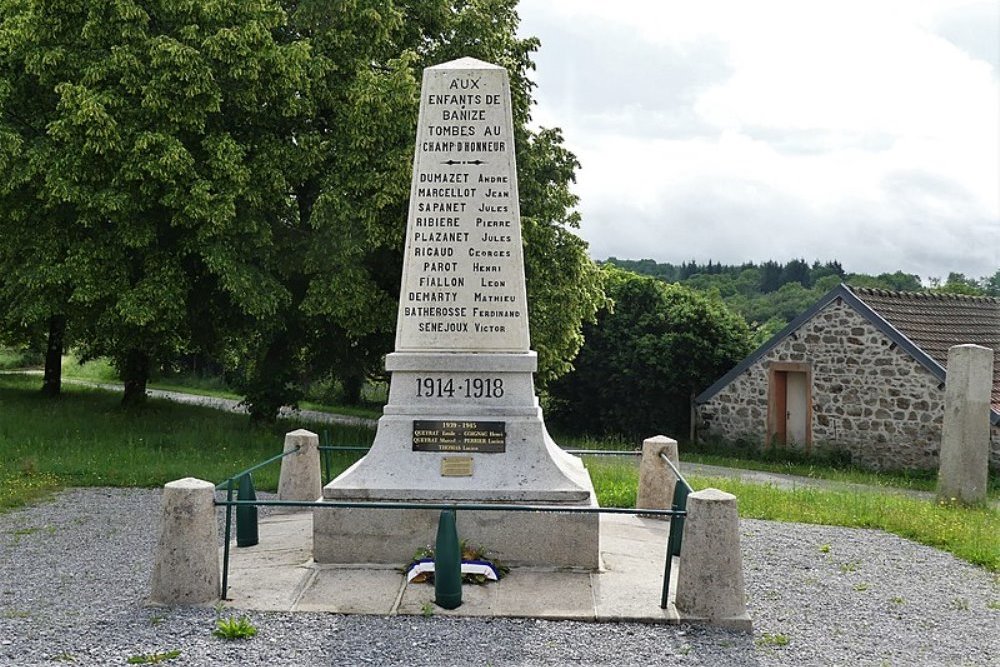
[768,362,812,449]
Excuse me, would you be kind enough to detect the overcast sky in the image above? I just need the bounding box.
[516,0,999,281]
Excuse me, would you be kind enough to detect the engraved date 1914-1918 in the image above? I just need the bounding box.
[415,376,504,399]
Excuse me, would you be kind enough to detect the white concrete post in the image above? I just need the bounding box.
[149,478,219,605]
[636,435,678,515]
[675,488,751,631]
[278,429,322,501]
[938,344,993,505]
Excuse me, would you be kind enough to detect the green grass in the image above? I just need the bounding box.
[60,354,119,383]
[565,432,998,500]
[0,347,42,370]
[585,457,999,571]
[687,474,1000,570]
[0,467,61,513]
[56,353,385,419]
[3,372,997,571]
[298,400,382,420]
[0,374,372,500]
[584,458,639,507]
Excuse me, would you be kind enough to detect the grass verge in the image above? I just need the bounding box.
[561,432,998,499]
[4,373,996,571]
[0,374,372,506]
[585,457,998,571]
[56,354,384,420]
[689,475,1000,571]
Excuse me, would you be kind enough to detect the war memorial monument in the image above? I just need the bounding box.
[313,57,600,568]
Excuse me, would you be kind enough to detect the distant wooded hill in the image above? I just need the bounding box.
[604,258,1000,344]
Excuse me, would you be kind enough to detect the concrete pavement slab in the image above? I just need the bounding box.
[221,509,735,627]
[295,567,402,615]
[398,576,500,617]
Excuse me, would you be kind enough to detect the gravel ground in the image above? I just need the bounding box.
[0,488,997,666]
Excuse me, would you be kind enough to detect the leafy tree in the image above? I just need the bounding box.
[934,272,984,296]
[810,260,845,284]
[759,260,783,293]
[847,271,922,292]
[229,0,604,420]
[2,1,604,419]
[0,0,312,407]
[780,258,812,288]
[547,267,752,439]
[982,269,1000,296]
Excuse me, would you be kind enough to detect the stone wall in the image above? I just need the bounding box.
[698,298,1000,472]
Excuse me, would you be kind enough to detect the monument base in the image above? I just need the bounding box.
[312,352,601,569]
[312,417,601,569]
[312,493,600,569]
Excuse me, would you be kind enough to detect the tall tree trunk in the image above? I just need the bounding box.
[40,314,66,397]
[246,337,288,426]
[341,371,364,405]
[121,348,149,409]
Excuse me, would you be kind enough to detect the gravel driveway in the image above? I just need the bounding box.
[0,488,997,666]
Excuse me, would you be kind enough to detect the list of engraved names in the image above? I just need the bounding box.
[397,67,528,352]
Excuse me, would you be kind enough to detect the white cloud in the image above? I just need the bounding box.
[518,0,999,279]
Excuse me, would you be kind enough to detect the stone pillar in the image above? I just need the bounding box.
[636,435,678,514]
[938,344,993,505]
[278,429,322,502]
[675,488,751,631]
[149,478,219,605]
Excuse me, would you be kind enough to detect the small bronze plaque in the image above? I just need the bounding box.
[441,457,474,477]
[412,420,506,453]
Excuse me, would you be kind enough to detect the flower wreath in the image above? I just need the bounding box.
[404,541,510,585]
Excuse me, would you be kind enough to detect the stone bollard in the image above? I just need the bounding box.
[278,429,322,502]
[938,344,993,505]
[636,435,678,515]
[675,488,751,631]
[149,478,220,605]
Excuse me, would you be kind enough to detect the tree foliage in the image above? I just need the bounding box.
[0,0,604,418]
[224,0,603,420]
[603,257,1000,336]
[546,267,752,439]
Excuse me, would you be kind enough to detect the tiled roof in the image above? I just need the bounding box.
[849,287,1000,411]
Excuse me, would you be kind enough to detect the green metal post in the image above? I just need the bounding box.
[660,483,690,608]
[221,479,234,599]
[236,473,259,547]
[321,430,331,484]
[669,483,689,558]
[434,509,462,609]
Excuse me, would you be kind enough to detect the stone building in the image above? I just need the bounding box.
[695,285,1000,472]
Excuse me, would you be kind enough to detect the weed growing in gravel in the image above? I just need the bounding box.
[421,601,435,617]
[839,561,860,573]
[213,615,258,640]
[1,610,30,619]
[50,653,75,662]
[853,582,870,592]
[755,633,790,647]
[126,650,181,664]
[890,596,905,605]
[818,543,831,553]
[987,600,1000,610]
[949,597,969,611]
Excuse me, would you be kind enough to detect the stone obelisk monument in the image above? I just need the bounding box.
[313,57,599,568]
